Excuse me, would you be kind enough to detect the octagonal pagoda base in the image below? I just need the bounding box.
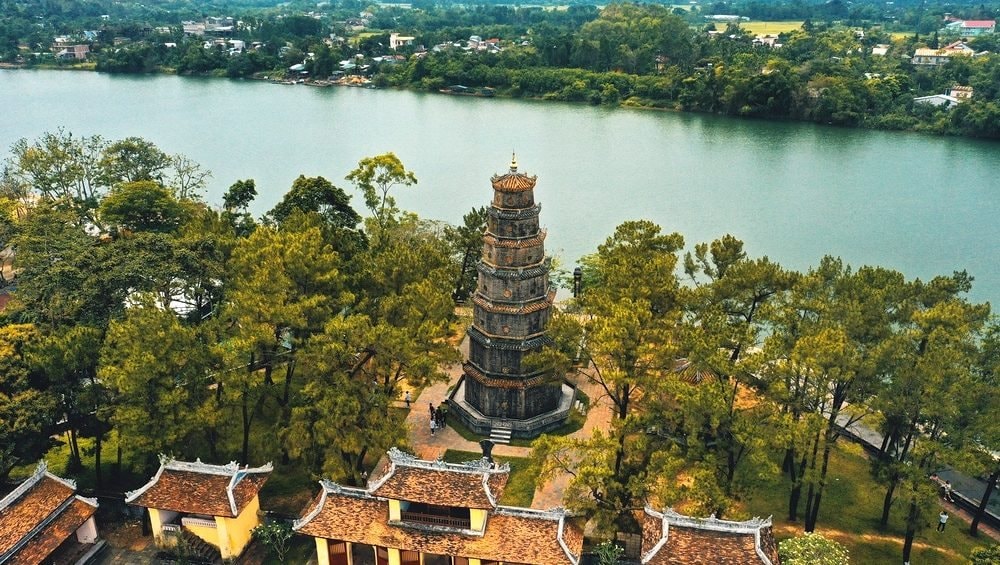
[447,376,575,439]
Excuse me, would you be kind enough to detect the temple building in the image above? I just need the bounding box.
[449,157,574,439]
[125,456,271,562]
[0,461,102,565]
[294,448,584,565]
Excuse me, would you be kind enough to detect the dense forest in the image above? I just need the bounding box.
[2,0,1000,137]
[0,131,998,564]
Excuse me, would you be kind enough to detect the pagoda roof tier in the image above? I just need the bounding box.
[473,291,555,315]
[483,230,546,249]
[490,172,538,192]
[477,259,550,279]
[487,204,541,220]
[464,362,553,390]
[467,326,551,350]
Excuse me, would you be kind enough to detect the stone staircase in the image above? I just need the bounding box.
[489,423,512,445]
[175,530,223,565]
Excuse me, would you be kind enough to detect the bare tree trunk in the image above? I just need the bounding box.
[901,499,918,564]
[970,468,999,536]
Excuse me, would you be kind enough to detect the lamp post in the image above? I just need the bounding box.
[573,267,582,298]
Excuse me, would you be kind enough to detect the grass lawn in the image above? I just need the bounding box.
[441,449,540,508]
[745,441,991,564]
[737,21,803,35]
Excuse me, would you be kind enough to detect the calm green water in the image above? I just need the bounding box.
[3,69,999,304]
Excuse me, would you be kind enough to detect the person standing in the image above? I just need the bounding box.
[430,417,437,436]
[944,481,955,502]
[937,511,949,532]
[404,391,412,408]
[429,403,435,419]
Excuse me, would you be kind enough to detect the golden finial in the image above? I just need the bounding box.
[510,152,518,173]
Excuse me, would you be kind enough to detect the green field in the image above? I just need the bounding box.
[746,442,991,564]
[737,21,804,35]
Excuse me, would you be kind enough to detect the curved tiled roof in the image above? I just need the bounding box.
[473,291,553,315]
[490,173,537,192]
[295,480,583,565]
[640,507,779,565]
[464,362,553,390]
[125,457,271,518]
[483,230,546,249]
[369,449,508,509]
[0,462,99,564]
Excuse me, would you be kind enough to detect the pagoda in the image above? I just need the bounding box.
[449,156,573,439]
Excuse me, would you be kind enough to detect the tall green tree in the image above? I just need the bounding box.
[99,299,215,471]
[345,152,417,235]
[0,324,59,482]
[869,273,989,563]
[535,220,684,534]
[677,235,796,517]
[222,213,350,463]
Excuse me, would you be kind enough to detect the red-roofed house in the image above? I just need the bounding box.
[125,456,271,561]
[640,507,779,564]
[0,461,102,565]
[294,448,584,565]
[942,19,996,36]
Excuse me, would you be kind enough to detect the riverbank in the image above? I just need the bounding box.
[6,63,998,141]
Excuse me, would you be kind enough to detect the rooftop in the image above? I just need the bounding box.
[368,448,509,509]
[125,456,272,517]
[641,507,779,565]
[0,462,98,565]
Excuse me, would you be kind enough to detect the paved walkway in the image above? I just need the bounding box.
[401,337,614,510]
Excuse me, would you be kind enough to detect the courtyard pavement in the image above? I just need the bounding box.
[401,337,613,510]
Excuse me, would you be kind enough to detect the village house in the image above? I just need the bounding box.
[940,19,996,37]
[911,41,977,66]
[294,448,585,565]
[125,457,271,562]
[50,36,89,60]
[0,461,103,564]
[390,33,416,50]
[640,507,780,564]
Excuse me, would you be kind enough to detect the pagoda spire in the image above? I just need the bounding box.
[509,152,518,173]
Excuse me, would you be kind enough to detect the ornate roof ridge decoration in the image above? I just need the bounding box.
[473,291,554,315]
[0,461,77,512]
[160,455,274,477]
[483,230,547,248]
[495,505,570,521]
[386,447,511,475]
[641,506,775,565]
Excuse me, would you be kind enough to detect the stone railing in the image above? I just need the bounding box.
[182,516,218,529]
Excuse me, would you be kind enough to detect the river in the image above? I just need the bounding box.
[3,69,999,305]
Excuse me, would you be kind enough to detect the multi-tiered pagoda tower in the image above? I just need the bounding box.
[450,156,573,439]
